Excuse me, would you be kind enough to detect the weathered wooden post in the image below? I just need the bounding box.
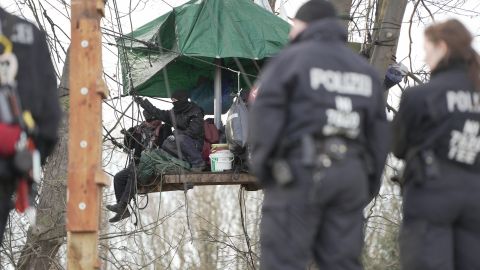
[67,0,109,269]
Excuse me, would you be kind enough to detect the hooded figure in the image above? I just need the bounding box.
[106,113,172,223]
[249,1,389,269]
[135,90,206,171]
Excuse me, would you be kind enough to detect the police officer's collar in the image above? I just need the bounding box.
[291,18,347,44]
[431,60,469,78]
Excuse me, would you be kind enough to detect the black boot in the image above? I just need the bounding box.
[109,208,131,223]
[106,202,127,213]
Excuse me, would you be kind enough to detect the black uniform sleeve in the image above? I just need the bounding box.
[181,111,204,139]
[365,79,391,199]
[138,99,172,125]
[249,55,296,186]
[35,31,62,161]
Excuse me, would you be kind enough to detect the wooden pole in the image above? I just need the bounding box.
[67,0,109,269]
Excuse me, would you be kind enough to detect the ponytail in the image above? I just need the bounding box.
[468,47,480,91]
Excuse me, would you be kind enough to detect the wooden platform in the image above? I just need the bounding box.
[137,172,260,193]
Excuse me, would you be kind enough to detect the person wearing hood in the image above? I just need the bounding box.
[106,110,171,223]
[249,1,389,269]
[135,90,206,171]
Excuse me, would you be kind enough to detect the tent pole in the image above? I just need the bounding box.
[214,59,222,129]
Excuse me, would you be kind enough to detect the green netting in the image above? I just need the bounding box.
[138,149,191,185]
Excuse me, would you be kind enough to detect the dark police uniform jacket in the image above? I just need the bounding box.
[249,18,390,199]
[0,8,61,177]
[393,63,480,174]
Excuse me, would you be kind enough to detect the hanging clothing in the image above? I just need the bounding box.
[0,8,61,244]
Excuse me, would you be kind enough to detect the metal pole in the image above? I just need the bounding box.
[67,0,110,269]
[214,59,222,129]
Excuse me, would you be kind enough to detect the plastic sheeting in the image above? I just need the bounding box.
[117,0,289,97]
[225,97,249,154]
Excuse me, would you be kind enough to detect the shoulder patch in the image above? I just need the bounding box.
[11,23,34,45]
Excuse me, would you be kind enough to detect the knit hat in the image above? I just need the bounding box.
[295,0,337,23]
[171,89,190,101]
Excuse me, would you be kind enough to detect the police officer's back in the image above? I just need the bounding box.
[0,8,61,244]
[249,1,389,269]
[393,19,480,270]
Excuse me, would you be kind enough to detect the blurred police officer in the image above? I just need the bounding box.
[0,8,61,244]
[249,1,389,269]
[393,19,480,270]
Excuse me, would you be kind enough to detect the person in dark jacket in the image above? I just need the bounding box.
[249,1,389,269]
[135,90,206,171]
[0,8,61,244]
[392,20,480,270]
[107,110,171,223]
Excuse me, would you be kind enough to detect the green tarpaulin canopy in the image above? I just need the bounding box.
[117,0,290,98]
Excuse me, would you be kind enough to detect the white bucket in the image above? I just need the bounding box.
[210,150,234,172]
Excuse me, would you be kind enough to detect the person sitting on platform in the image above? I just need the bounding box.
[135,90,206,172]
[107,111,171,223]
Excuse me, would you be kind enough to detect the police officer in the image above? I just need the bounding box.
[249,1,389,269]
[0,8,61,244]
[393,19,480,270]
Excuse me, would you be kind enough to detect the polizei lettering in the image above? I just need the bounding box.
[448,119,480,165]
[446,90,480,113]
[323,96,361,139]
[310,68,372,97]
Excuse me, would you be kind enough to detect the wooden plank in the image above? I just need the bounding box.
[67,16,103,232]
[67,0,105,269]
[137,172,260,193]
[67,232,100,269]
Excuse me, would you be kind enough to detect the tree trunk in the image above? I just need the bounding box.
[17,50,70,270]
[332,0,353,29]
[268,0,276,11]
[369,0,408,77]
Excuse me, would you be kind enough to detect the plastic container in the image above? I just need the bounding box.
[210,150,234,172]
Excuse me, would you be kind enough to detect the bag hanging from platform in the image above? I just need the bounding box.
[225,97,249,154]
